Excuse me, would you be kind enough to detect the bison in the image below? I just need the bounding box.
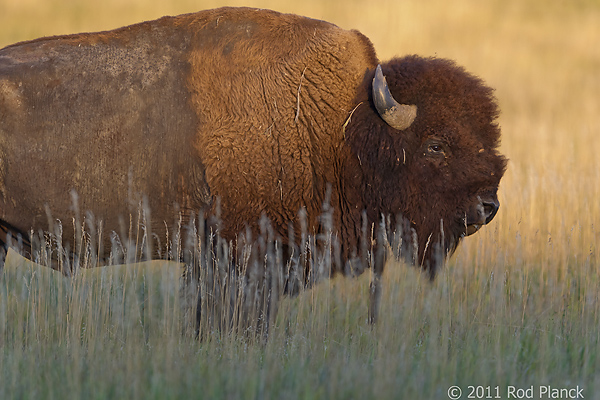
[0,7,506,333]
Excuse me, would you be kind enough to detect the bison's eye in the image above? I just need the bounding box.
[427,143,445,156]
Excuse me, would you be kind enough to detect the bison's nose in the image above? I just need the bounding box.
[465,196,500,236]
[482,197,500,224]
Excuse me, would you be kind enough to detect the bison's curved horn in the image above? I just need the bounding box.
[372,64,417,131]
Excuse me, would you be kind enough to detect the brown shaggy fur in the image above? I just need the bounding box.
[346,57,507,275]
[0,8,506,292]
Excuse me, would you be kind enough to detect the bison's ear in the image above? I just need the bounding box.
[372,65,417,131]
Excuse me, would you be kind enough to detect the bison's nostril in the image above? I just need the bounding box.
[482,199,499,224]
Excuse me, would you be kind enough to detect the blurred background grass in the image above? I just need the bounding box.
[1,0,599,399]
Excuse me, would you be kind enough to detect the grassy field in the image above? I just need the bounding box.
[1,0,599,399]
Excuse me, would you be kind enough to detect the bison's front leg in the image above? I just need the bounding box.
[0,246,5,273]
[368,236,387,325]
[195,280,202,340]
[368,274,381,325]
[366,215,390,325]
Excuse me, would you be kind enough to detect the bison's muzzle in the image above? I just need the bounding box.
[465,196,500,236]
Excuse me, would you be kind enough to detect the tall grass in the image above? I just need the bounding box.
[1,0,599,398]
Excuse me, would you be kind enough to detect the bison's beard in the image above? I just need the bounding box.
[395,216,464,280]
[419,231,462,280]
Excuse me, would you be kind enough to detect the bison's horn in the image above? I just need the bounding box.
[372,64,417,131]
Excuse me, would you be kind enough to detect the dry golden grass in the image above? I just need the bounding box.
[1,0,599,398]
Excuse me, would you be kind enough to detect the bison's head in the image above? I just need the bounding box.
[347,55,507,278]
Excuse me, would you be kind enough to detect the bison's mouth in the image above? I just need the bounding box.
[408,195,501,279]
[463,196,500,237]
[465,224,482,236]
